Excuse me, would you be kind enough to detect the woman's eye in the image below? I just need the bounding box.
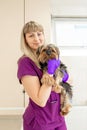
[29,34,33,37]
[38,33,41,36]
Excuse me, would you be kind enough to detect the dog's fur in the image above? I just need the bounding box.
[36,44,73,116]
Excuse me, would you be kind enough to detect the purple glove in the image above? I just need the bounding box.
[47,59,60,74]
[62,71,69,82]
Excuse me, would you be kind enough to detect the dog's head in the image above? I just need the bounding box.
[36,44,60,68]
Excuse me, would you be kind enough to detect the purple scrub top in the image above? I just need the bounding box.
[17,56,65,129]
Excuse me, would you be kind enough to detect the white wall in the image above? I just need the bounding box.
[51,0,87,16]
[65,106,87,130]
[60,56,87,129]
[51,0,87,129]
[60,56,87,106]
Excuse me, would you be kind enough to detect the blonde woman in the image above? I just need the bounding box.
[17,21,67,130]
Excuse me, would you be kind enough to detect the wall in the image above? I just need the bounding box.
[65,106,87,130]
[51,0,87,129]
[60,56,87,129]
[51,0,87,16]
[25,0,51,43]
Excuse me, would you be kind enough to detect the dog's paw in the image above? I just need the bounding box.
[53,84,62,93]
[41,73,55,86]
[60,104,72,116]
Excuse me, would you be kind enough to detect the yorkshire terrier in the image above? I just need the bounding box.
[36,44,73,116]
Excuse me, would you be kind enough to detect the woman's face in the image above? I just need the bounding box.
[25,31,45,51]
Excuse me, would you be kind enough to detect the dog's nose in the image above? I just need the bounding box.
[46,49,51,55]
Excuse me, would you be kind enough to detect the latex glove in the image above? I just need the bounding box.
[62,71,69,82]
[47,59,60,75]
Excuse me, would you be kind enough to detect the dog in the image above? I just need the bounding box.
[36,44,73,116]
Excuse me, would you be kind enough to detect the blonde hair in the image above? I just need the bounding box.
[20,21,45,68]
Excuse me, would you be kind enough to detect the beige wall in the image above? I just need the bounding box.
[25,0,51,43]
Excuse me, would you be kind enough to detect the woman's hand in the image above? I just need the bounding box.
[62,71,69,82]
[47,59,60,75]
[47,59,69,82]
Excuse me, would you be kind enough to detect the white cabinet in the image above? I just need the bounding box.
[0,0,24,115]
[0,0,51,115]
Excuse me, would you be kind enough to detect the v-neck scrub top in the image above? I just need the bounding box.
[17,56,67,130]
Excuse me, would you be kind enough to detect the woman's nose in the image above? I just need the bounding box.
[34,35,39,41]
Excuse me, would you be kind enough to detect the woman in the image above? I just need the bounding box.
[17,21,67,130]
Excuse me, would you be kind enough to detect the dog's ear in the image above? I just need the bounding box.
[55,46,60,57]
[36,45,44,56]
[51,44,60,58]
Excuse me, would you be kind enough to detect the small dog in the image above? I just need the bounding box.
[36,44,73,116]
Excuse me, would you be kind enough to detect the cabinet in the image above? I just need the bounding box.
[0,0,24,115]
[0,0,51,115]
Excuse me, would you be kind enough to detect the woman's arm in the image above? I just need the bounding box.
[21,75,52,107]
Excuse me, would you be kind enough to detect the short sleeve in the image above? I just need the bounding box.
[17,57,38,83]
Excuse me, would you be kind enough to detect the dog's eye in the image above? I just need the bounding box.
[52,49,56,53]
[42,49,46,52]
